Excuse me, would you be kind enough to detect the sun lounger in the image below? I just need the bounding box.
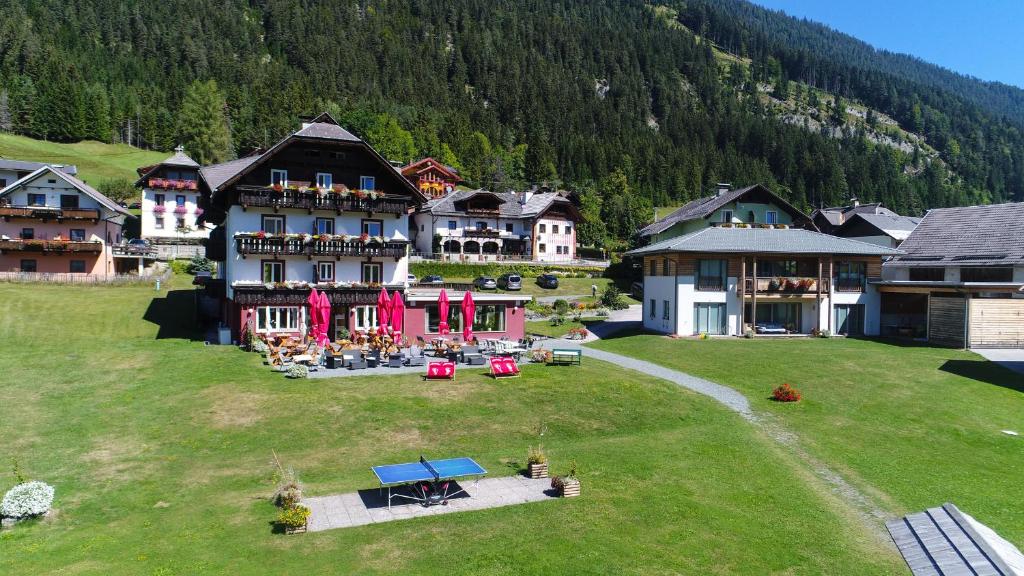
[489,356,520,378]
[424,361,456,380]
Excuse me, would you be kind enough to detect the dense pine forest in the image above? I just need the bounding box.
[0,0,1021,247]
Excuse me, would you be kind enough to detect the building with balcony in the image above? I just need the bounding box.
[411,187,581,263]
[628,226,901,337]
[400,157,461,199]
[135,146,211,243]
[878,203,1024,348]
[639,184,816,244]
[812,199,920,248]
[0,165,129,276]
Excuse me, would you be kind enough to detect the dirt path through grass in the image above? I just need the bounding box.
[578,339,895,545]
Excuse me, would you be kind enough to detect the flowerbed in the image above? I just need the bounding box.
[772,383,801,402]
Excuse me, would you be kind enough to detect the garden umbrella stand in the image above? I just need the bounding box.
[390,290,405,341]
[438,289,450,336]
[306,287,320,341]
[461,291,475,343]
[377,288,391,337]
[317,291,331,347]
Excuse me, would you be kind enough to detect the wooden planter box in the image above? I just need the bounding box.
[284,521,307,535]
[527,462,549,479]
[560,479,580,498]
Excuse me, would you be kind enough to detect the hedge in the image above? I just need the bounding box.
[409,261,608,279]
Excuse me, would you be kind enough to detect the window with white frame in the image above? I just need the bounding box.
[317,261,335,282]
[362,262,382,284]
[552,224,559,234]
[565,224,572,235]
[353,305,377,331]
[721,210,733,223]
[155,217,164,230]
[361,219,383,236]
[316,172,333,189]
[255,306,301,333]
[360,175,375,190]
[262,215,285,234]
[765,211,777,224]
[271,169,288,187]
[539,243,546,253]
[262,261,284,283]
[538,223,546,233]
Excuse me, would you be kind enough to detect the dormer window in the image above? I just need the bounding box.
[316,173,332,189]
[271,169,288,187]
[360,175,375,191]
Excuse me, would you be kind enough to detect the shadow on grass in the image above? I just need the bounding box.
[142,289,206,341]
[939,359,1024,393]
[357,482,471,510]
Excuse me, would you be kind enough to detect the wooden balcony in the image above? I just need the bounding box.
[740,276,831,296]
[0,206,101,221]
[232,284,400,306]
[236,186,407,216]
[235,236,408,260]
[0,239,103,253]
[148,178,198,190]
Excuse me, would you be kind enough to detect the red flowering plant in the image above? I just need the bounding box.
[358,232,370,243]
[317,233,331,242]
[771,383,801,402]
[255,230,267,239]
[270,183,284,193]
[353,189,367,200]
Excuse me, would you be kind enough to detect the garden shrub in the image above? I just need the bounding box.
[1,481,55,518]
[169,259,190,275]
[552,299,570,315]
[599,285,628,310]
[251,339,269,354]
[409,262,606,280]
[772,383,801,402]
[186,254,214,274]
[287,364,309,379]
[277,504,310,529]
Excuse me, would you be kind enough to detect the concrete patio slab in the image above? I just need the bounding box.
[302,475,556,531]
[974,349,1024,375]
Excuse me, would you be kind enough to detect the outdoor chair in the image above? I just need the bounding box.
[348,356,368,370]
[388,354,404,368]
[407,345,426,366]
[462,345,485,365]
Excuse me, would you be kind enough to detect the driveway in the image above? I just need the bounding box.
[974,349,1024,375]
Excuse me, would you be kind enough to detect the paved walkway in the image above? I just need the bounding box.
[303,475,554,531]
[974,349,1024,375]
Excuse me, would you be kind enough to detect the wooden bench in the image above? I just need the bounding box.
[550,349,581,366]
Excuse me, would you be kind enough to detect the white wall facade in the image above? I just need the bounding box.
[533,217,576,262]
[413,213,530,255]
[140,188,211,240]
[224,205,410,299]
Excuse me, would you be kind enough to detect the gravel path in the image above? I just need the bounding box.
[553,316,895,545]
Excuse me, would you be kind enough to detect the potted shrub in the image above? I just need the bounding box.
[278,504,310,534]
[287,364,309,379]
[550,461,580,497]
[527,446,548,479]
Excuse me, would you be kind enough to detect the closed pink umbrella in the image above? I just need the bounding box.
[377,287,391,336]
[437,289,450,336]
[317,291,331,346]
[389,290,405,340]
[307,287,320,340]
[461,290,475,343]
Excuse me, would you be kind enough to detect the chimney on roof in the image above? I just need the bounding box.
[716,182,732,196]
[851,196,860,208]
[174,144,185,154]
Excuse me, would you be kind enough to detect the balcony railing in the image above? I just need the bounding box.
[0,206,101,221]
[0,239,103,253]
[235,236,408,259]
[149,178,198,190]
[236,186,407,215]
[834,279,866,293]
[696,276,726,292]
[740,276,831,295]
[231,284,401,306]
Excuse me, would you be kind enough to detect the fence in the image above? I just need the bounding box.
[0,268,171,285]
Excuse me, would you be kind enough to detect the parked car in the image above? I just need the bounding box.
[536,274,559,289]
[124,238,152,254]
[630,281,644,299]
[497,273,522,290]
[128,202,142,209]
[473,276,497,290]
[420,274,444,284]
[407,273,417,284]
[192,270,213,286]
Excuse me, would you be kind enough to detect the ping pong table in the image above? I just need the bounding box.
[372,456,488,511]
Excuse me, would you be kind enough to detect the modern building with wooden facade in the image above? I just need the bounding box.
[879,202,1024,348]
[0,165,130,276]
[628,226,901,337]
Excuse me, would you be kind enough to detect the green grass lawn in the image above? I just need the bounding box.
[526,316,603,338]
[0,133,166,184]
[588,335,1024,547]
[0,277,901,574]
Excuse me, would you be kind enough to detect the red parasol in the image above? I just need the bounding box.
[461,290,475,343]
[437,289,450,336]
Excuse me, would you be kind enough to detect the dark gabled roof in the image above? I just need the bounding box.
[203,112,425,204]
[134,146,200,186]
[401,157,461,180]
[891,202,1024,266]
[836,212,922,241]
[627,226,902,257]
[419,189,578,220]
[639,184,813,237]
[0,158,77,176]
[812,202,899,227]
[0,165,129,216]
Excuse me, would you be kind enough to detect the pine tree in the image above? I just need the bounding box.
[177,80,232,164]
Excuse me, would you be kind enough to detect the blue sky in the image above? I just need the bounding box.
[748,0,1024,88]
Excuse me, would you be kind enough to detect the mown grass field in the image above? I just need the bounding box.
[0,133,166,183]
[526,316,603,338]
[0,276,902,574]
[451,276,640,304]
[589,334,1024,547]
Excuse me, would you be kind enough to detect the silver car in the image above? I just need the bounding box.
[473,276,497,290]
[497,273,522,290]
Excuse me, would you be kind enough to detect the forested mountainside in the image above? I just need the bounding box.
[0,0,1021,246]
